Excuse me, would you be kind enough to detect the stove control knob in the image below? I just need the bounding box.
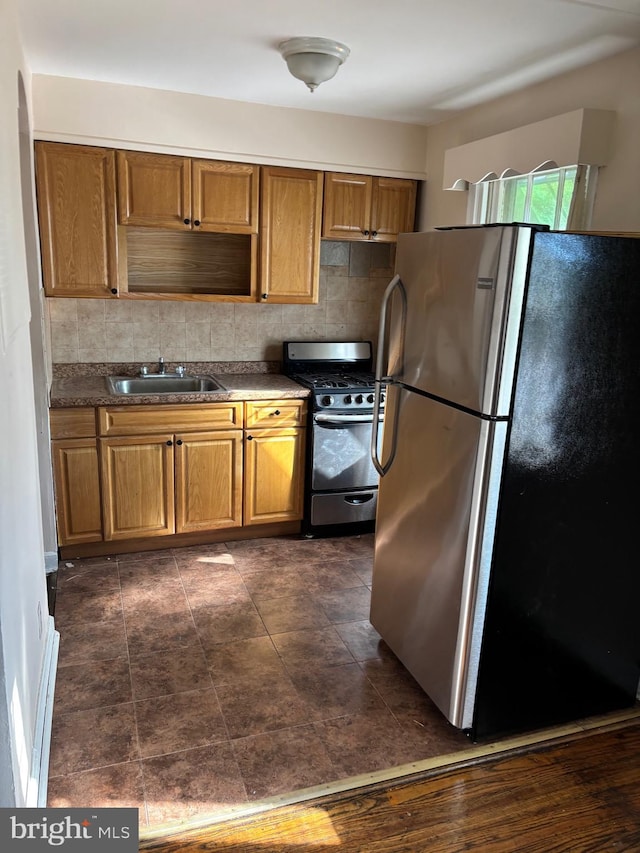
[355,394,364,405]
[321,395,334,407]
[344,394,352,405]
[367,393,374,404]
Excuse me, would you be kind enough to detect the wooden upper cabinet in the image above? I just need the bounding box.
[323,172,417,242]
[322,173,372,240]
[117,151,191,229]
[260,166,323,304]
[35,142,119,297]
[371,177,417,241]
[117,151,259,233]
[192,160,259,233]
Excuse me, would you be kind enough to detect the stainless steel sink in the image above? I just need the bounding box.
[106,375,223,395]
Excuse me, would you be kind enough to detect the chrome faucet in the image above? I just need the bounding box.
[158,356,166,375]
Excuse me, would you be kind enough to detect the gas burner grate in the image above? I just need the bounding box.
[291,372,375,390]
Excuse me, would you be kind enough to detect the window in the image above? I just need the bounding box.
[469,164,596,230]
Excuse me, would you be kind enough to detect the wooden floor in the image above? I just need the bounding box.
[139,719,640,852]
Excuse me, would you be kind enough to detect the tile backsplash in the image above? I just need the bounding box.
[47,241,394,364]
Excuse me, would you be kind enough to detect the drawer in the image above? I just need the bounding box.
[50,407,97,439]
[245,400,307,429]
[98,402,244,436]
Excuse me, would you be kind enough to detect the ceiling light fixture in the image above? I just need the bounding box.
[278,37,350,93]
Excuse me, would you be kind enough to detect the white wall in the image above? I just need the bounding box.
[32,75,428,179]
[420,46,640,231]
[0,0,53,807]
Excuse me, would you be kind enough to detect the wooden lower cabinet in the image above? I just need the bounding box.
[175,430,243,533]
[244,427,305,525]
[51,400,305,549]
[51,438,103,545]
[100,434,175,540]
[243,399,306,525]
[100,429,243,540]
[50,407,102,547]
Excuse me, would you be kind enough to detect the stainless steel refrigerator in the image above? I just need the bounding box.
[370,224,640,741]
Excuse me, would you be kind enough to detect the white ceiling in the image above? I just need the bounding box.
[17,0,640,126]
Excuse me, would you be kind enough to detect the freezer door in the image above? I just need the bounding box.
[388,226,533,417]
[370,385,507,729]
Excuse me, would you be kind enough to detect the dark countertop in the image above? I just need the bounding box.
[49,373,310,408]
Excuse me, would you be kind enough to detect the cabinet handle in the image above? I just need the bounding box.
[175,439,183,445]
[193,220,201,227]
[166,440,173,446]
[183,218,190,225]
[246,435,253,441]
[110,288,118,295]
[371,230,378,237]
[362,230,369,236]
[261,293,268,300]
[270,410,281,416]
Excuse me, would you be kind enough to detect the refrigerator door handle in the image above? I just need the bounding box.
[371,274,405,476]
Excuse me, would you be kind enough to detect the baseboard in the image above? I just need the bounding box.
[44,552,59,573]
[59,521,301,559]
[26,616,59,807]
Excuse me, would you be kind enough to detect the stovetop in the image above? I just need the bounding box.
[289,371,376,391]
[282,340,384,411]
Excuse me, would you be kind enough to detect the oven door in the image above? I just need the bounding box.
[311,412,381,491]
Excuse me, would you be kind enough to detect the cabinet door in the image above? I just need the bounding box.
[52,438,103,545]
[35,142,119,297]
[370,177,417,242]
[260,167,322,304]
[117,151,191,229]
[192,160,259,233]
[175,430,243,533]
[100,435,175,540]
[322,172,372,240]
[244,428,305,525]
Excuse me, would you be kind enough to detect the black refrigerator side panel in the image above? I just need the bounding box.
[473,233,640,741]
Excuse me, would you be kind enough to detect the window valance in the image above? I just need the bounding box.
[443,108,615,190]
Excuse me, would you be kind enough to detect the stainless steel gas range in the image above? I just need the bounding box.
[283,341,385,536]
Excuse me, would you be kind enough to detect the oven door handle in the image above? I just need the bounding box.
[372,273,405,476]
[314,413,383,425]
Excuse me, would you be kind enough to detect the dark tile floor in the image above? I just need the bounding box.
[46,533,474,830]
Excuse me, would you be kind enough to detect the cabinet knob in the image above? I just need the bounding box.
[261,293,268,300]
[270,409,281,416]
[193,220,201,227]
[166,440,173,446]
[176,439,183,445]
[246,435,253,441]
[362,230,369,236]
[183,218,190,225]
[371,230,378,237]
